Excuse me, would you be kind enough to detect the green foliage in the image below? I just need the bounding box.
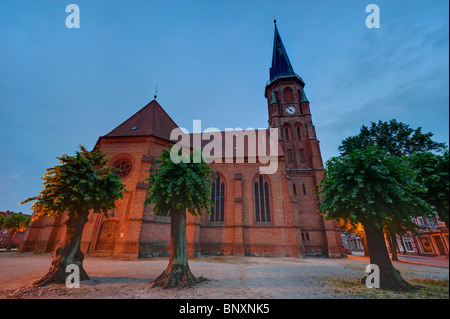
[144,148,215,217]
[408,150,449,225]
[316,147,434,228]
[21,145,126,218]
[1,214,31,232]
[338,119,447,157]
[0,214,5,229]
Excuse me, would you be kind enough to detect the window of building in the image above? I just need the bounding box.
[302,232,310,242]
[293,184,297,195]
[299,149,306,163]
[254,175,271,223]
[112,158,132,178]
[284,127,290,141]
[287,149,293,163]
[210,175,225,222]
[417,217,425,227]
[402,238,414,252]
[302,183,306,195]
[296,126,301,140]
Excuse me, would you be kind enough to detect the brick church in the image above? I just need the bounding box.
[22,22,346,259]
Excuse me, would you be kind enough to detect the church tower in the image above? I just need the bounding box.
[265,21,345,258]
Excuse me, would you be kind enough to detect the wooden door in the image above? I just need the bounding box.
[95,220,119,251]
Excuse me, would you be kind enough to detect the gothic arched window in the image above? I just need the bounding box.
[284,126,290,141]
[296,126,301,140]
[210,175,225,222]
[254,175,271,223]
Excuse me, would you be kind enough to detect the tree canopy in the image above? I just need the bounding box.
[338,119,447,157]
[317,146,434,227]
[408,150,449,228]
[1,214,31,233]
[144,148,214,217]
[21,145,126,218]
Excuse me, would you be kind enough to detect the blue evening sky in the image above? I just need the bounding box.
[1,0,448,215]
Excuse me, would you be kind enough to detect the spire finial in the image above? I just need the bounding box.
[154,84,158,99]
[274,15,276,24]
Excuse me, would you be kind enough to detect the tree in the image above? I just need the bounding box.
[316,147,433,291]
[338,119,447,261]
[1,214,31,251]
[144,148,214,288]
[338,119,446,157]
[408,150,449,229]
[21,145,126,287]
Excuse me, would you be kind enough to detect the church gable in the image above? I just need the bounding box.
[102,100,179,142]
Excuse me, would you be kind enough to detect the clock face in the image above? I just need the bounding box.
[285,106,296,114]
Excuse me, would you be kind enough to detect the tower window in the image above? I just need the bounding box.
[287,150,293,163]
[297,127,301,140]
[254,175,271,223]
[284,127,290,141]
[299,149,306,163]
[302,183,306,195]
[210,175,225,222]
[293,184,297,195]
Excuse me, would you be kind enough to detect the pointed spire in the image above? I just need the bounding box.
[268,21,304,85]
[270,21,295,81]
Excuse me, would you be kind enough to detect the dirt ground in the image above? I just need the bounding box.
[0,252,448,299]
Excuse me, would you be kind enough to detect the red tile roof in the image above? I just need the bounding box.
[102,99,179,141]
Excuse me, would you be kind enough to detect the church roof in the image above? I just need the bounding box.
[300,90,309,103]
[269,21,304,85]
[101,99,178,141]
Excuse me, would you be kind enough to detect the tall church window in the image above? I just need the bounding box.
[254,175,271,223]
[296,126,301,140]
[210,175,225,222]
[284,127,290,141]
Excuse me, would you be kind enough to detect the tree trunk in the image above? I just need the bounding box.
[362,234,370,257]
[33,211,90,287]
[361,216,417,291]
[388,232,399,261]
[6,230,16,251]
[151,207,206,288]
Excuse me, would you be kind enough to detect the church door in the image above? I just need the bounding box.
[95,220,119,251]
